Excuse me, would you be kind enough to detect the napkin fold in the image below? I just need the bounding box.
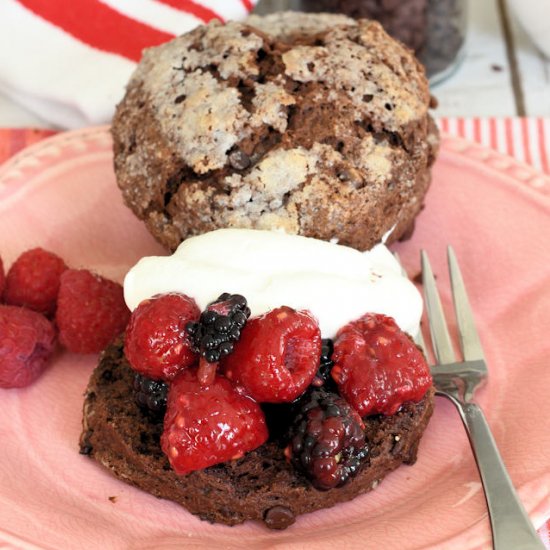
[0,0,257,129]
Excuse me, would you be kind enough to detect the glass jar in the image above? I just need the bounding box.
[419,0,468,84]
[259,0,468,85]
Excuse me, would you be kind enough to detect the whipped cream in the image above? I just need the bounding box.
[124,229,422,338]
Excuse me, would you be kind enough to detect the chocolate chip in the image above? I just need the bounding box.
[79,443,93,455]
[79,430,94,455]
[337,167,363,189]
[229,149,251,170]
[263,505,296,530]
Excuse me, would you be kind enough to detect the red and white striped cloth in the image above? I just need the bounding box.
[0,0,257,129]
[439,116,550,176]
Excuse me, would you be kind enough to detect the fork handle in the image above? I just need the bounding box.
[456,401,544,549]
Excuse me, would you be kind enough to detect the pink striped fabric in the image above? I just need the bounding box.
[438,117,550,175]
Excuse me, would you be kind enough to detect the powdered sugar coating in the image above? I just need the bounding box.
[113,12,438,252]
[246,11,355,38]
[280,24,427,128]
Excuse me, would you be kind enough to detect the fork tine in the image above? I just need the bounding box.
[447,246,485,361]
[414,323,428,357]
[393,251,427,353]
[421,250,456,364]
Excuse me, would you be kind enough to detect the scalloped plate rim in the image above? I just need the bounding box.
[0,126,548,550]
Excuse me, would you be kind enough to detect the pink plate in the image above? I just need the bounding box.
[0,127,549,550]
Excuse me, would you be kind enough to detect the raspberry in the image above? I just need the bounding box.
[332,313,432,416]
[0,305,56,388]
[56,269,130,354]
[286,388,368,490]
[0,256,5,298]
[222,307,321,403]
[124,293,200,381]
[133,373,168,418]
[4,248,67,316]
[161,369,268,475]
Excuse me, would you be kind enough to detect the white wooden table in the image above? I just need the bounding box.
[436,0,550,116]
[0,0,548,127]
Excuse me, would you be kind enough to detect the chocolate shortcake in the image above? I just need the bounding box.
[81,230,435,529]
[81,339,434,529]
[112,12,439,252]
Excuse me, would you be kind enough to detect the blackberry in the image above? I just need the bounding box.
[286,388,368,490]
[187,293,250,363]
[133,373,168,418]
[310,338,335,389]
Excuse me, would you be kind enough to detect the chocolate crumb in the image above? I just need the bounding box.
[108,496,118,503]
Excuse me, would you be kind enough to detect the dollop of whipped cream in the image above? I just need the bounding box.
[124,229,422,338]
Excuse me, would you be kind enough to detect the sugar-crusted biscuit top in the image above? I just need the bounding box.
[131,14,428,174]
[113,12,437,252]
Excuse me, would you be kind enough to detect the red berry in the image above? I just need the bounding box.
[124,293,200,381]
[0,305,56,388]
[161,369,268,475]
[4,248,67,316]
[0,256,5,298]
[332,313,432,416]
[222,307,321,403]
[56,269,130,354]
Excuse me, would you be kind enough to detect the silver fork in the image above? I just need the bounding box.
[420,247,543,550]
